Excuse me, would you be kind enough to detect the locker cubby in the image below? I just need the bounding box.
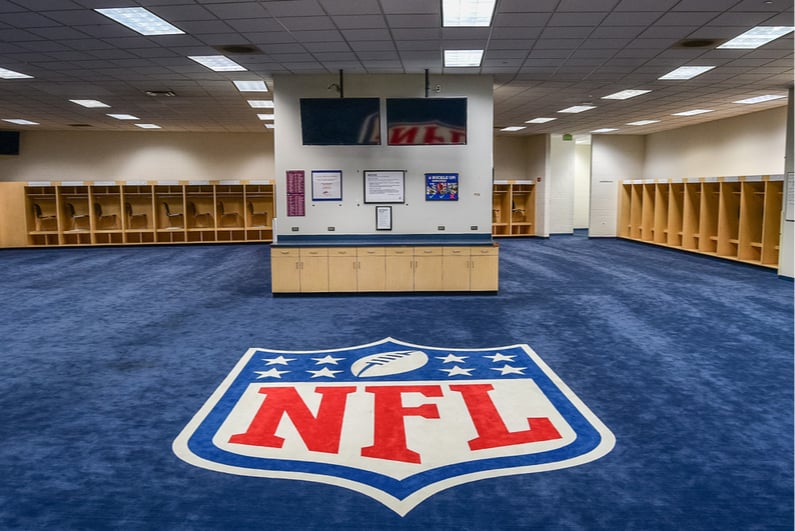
[10,180,275,248]
[619,176,784,269]
[492,181,536,237]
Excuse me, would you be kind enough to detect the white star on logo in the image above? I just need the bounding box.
[436,353,468,364]
[312,355,345,365]
[484,353,516,363]
[254,368,289,379]
[262,355,295,365]
[307,367,343,378]
[491,365,526,375]
[440,365,474,376]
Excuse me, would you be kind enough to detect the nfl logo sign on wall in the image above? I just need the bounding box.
[173,338,615,515]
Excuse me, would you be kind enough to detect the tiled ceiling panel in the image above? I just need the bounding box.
[0,0,789,134]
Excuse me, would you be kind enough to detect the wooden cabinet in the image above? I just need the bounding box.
[272,245,499,294]
[0,179,275,248]
[492,180,536,237]
[619,175,784,269]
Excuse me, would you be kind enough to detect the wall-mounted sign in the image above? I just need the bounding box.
[311,170,342,201]
[425,173,459,201]
[375,205,392,230]
[363,170,405,204]
[286,170,305,216]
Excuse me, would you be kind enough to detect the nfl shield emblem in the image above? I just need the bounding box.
[173,338,615,515]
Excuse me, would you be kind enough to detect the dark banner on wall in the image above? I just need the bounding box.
[386,98,467,146]
[300,98,381,146]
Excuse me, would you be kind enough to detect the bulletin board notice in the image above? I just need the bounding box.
[364,170,405,203]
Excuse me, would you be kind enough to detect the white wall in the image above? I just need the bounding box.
[644,107,786,179]
[273,74,493,237]
[589,135,645,237]
[546,134,576,235]
[780,89,793,278]
[574,143,591,229]
[0,131,274,183]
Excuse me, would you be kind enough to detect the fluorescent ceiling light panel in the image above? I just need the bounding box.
[188,55,246,72]
[233,80,268,92]
[444,49,484,67]
[3,119,38,125]
[602,89,651,100]
[70,99,110,108]
[525,117,556,124]
[659,66,715,80]
[442,0,496,27]
[500,126,526,132]
[718,26,794,49]
[265,124,275,129]
[95,7,184,36]
[733,94,786,104]
[591,128,618,133]
[135,123,161,129]
[672,109,713,116]
[0,67,32,79]
[558,105,596,113]
[107,113,140,120]
[257,113,275,120]
[626,120,660,126]
[248,100,274,108]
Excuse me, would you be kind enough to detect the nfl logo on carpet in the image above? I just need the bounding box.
[173,338,615,515]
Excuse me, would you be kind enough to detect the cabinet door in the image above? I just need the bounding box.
[271,248,301,293]
[328,248,357,292]
[470,246,499,291]
[442,247,471,291]
[385,248,414,291]
[0,182,28,247]
[300,248,329,293]
[413,247,443,291]
[357,248,386,292]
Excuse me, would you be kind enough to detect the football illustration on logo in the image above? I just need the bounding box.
[350,350,428,377]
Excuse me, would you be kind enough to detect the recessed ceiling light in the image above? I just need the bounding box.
[2,119,38,125]
[525,117,556,124]
[672,109,713,116]
[233,80,269,92]
[95,7,184,36]
[264,124,275,129]
[626,120,660,126]
[188,55,247,72]
[257,113,275,120]
[602,89,651,100]
[442,0,496,27]
[70,99,110,108]
[500,126,526,132]
[135,123,161,129]
[558,105,596,113]
[248,100,274,109]
[0,67,32,79]
[444,49,484,67]
[107,113,140,120]
[659,66,715,80]
[591,128,618,133]
[718,26,794,49]
[733,94,787,104]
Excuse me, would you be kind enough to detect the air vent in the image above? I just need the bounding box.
[145,90,176,97]
[213,44,262,55]
[68,124,92,127]
[674,38,724,48]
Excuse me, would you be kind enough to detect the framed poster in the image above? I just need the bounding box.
[311,170,342,201]
[425,173,459,201]
[364,170,405,204]
[375,206,392,230]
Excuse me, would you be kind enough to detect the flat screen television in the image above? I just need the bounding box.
[300,98,381,145]
[386,98,467,145]
[0,131,20,155]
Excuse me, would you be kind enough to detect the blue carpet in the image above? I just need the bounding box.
[0,237,792,530]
